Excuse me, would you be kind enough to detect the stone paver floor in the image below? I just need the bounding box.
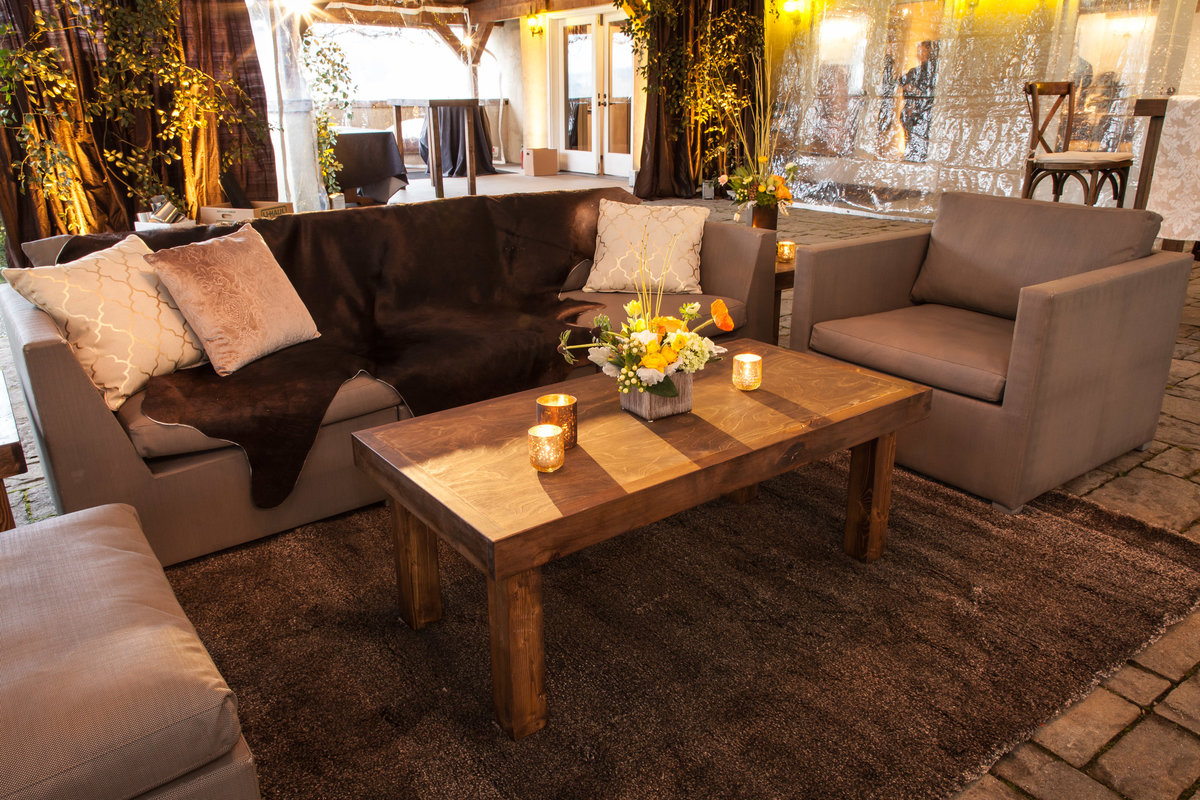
[3,197,1199,799]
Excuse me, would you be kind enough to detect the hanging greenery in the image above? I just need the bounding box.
[301,31,355,196]
[0,0,264,229]
[623,0,765,184]
[0,11,90,232]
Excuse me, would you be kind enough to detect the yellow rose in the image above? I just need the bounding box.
[661,346,679,363]
[671,332,691,350]
[642,352,669,372]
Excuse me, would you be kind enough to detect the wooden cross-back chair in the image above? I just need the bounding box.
[1020,81,1134,206]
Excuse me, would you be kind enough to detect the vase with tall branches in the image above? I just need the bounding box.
[717,50,798,223]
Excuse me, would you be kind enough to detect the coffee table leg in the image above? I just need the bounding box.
[388,499,442,630]
[487,567,547,740]
[844,433,897,562]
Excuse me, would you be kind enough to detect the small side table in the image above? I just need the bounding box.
[0,376,26,530]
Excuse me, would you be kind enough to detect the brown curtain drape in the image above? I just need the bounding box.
[633,0,762,200]
[0,0,275,266]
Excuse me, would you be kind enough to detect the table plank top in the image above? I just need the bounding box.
[353,340,930,579]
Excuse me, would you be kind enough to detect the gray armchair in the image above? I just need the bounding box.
[788,191,1191,512]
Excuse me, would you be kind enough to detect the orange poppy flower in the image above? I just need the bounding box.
[711,299,735,331]
[652,316,688,336]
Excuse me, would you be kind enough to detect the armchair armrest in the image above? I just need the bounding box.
[1004,250,1191,489]
[698,221,776,343]
[788,228,931,352]
[0,286,149,512]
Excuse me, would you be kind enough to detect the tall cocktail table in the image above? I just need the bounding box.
[352,340,931,739]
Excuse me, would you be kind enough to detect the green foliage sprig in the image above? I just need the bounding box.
[301,31,355,196]
[0,12,88,232]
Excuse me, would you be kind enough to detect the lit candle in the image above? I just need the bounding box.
[528,424,565,472]
[536,393,577,449]
[732,353,763,391]
[776,240,796,263]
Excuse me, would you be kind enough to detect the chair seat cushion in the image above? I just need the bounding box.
[910,191,1161,319]
[810,303,1015,402]
[118,371,403,459]
[559,290,745,336]
[0,504,241,800]
[1032,151,1133,166]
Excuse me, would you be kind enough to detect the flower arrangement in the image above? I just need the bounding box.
[558,235,734,398]
[711,50,799,221]
[720,157,800,218]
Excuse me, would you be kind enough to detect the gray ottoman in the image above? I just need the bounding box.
[0,504,259,800]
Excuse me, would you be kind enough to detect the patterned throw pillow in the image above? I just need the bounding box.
[2,235,207,411]
[583,200,710,294]
[146,225,320,376]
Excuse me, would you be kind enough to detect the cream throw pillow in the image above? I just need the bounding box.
[2,235,206,411]
[146,225,319,376]
[583,200,709,294]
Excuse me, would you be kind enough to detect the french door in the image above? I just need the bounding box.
[555,12,634,177]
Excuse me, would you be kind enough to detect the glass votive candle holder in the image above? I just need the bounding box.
[528,424,565,473]
[536,393,577,449]
[776,240,796,263]
[732,353,763,391]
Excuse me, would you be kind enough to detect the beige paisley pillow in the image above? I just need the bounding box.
[146,225,319,376]
[583,200,710,294]
[2,235,207,411]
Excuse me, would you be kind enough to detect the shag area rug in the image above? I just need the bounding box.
[167,455,1200,800]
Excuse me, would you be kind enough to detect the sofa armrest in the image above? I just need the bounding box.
[698,221,776,342]
[788,228,930,352]
[1004,250,1191,481]
[0,286,150,512]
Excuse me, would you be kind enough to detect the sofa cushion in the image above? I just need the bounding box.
[560,290,746,336]
[910,191,1161,319]
[0,504,241,800]
[2,235,208,411]
[583,199,709,294]
[810,303,1015,402]
[118,371,404,459]
[146,225,320,376]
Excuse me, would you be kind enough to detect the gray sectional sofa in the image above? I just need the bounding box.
[1,189,775,565]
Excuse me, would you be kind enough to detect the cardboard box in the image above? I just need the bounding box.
[197,201,293,225]
[522,148,558,176]
[134,219,197,232]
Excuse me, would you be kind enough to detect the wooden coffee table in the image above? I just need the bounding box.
[353,339,930,739]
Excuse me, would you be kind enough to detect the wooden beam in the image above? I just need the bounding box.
[468,0,599,24]
[469,21,494,65]
[322,4,468,29]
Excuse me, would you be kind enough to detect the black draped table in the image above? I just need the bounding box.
[332,128,408,204]
[389,99,496,198]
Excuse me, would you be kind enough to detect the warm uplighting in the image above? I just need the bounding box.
[732,354,763,391]
[537,394,577,449]
[526,14,546,37]
[528,424,565,472]
[777,240,796,262]
[782,0,805,13]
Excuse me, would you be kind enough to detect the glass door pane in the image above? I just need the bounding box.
[607,23,634,157]
[564,23,594,153]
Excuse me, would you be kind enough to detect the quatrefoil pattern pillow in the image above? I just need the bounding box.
[3,235,206,411]
[583,200,710,294]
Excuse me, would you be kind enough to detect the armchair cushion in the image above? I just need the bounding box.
[910,192,1161,319]
[811,303,1015,402]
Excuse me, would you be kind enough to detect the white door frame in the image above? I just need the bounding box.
[548,9,635,177]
